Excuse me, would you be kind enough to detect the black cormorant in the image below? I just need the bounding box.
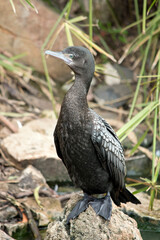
[45,46,140,223]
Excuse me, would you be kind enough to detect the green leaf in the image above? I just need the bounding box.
[117,101,159,142]
[34,185,43,209]
[140,177,152,184]
[9,0,16,13]
[142,0,147,33]
[132,186,148,194]
[147,0,158,15]
[65,23,73,46]
[129,129,148,155]
[68,16,87,24]
[126,182,145,187]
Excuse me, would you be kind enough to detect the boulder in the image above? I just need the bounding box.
[0,118,70,182]
[104,63,133,86]
[0,230,15,240]
[45,193,142,240]
[94,63,133,109]
[0,0,80,82]
[121,190,160,232]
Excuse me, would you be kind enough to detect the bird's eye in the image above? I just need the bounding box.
[69,54,74,59]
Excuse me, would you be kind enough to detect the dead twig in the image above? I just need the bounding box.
[58,193,75,203]
[23,203,42,240]
[0,96,23,113]
[125,154,146,161]
[0,115,18,133]
[0,149,23,170]
[89,102,129,115]
[95,94,133,106]
[13,188,55,199]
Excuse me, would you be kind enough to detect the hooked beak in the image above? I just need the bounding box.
[45,50,72,65]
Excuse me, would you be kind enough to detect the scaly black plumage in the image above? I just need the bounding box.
[45,46,140,223]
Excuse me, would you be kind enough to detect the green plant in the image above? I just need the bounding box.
[0,52,30,75]
[41,0,116,116]
[43,1,160,210]
[9,0,38,13]
[119,0,160,210]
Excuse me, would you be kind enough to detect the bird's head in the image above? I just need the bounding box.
[45,46,95,77]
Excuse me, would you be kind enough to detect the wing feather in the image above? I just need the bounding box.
[90,109,126,189]
[54,126,66,167]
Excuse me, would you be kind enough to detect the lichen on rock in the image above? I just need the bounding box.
[45,193,142,240]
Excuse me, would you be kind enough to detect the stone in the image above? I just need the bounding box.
[104,63,133,86]
[121,190,160,232]
[104,63,121,85]
[0,229,15,240]
[45,193,142,240]
[125,154,152,177]
[46,221,69,240]
[0,206,18,223]
[22,118,57,137]
[94,63,133,109]
[19,196,63,227]
[0,118,70,182]
[2,222,27,238]
[18,165,46,190]
[0,0,80,82]
[94,83,132,108]
[81,0,127,24]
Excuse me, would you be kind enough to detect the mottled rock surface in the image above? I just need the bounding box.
[45,193,142,240]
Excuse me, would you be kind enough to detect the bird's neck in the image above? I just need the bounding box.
[70,74,92,99]
[63,74,92,111]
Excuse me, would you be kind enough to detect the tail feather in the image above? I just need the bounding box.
[111,188,141,206]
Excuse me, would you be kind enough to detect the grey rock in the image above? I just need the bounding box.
[45,222,69,240]
[94,63,133,108]
[0,0,80,82]
[1,222,27,238]
[104,63,133,86]
[104,62,121,85]
[94,84,132,108]
[0,118,70,182]
[82,0,129,24]
[0,206,18,223]
[149,140,160,158]
[126,154,152,177]
[121,190,160,232]
[45,193,142,240]
[0,229,15,240]
[18,165,46,190]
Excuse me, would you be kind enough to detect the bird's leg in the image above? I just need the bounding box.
[67,193,93,224]
[89,192,112,220]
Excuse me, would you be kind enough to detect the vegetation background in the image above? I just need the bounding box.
[5,0,160,210]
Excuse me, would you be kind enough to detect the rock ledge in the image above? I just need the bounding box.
[45,193,142,240]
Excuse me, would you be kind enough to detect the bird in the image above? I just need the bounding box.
[45,46,141,223]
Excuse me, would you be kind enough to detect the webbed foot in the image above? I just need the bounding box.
[89,193,112,220]
[67,193,112,223]
[67,193,92,223]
